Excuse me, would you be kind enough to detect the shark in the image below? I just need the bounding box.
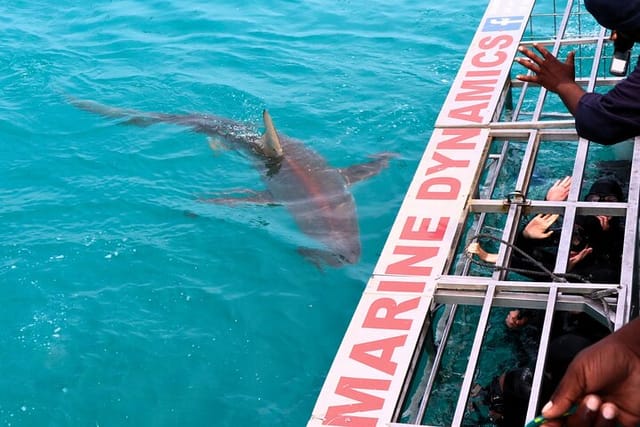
[70,99,394,266]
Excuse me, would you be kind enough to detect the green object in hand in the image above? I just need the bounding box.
[524,404,578,427]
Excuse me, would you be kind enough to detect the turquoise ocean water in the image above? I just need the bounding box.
[1,1,490,425]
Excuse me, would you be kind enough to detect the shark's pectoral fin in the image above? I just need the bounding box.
[339,152,398,186]
[199,189,278,206]
[259,110,284,159]
[297,247,349,269]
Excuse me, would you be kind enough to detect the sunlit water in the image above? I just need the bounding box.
[0,1,531,425]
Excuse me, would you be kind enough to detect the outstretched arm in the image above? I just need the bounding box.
[466,242,498,264]
[515,44,585,115]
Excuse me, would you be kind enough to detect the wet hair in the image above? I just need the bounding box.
[571,218,590,252]
[571,213,612,252]
[502,367,533,403]
[585,177,624,202]
[545,334,591,385]
[541,333,593,403]
[489,367,533,426]
[585,0,640,33]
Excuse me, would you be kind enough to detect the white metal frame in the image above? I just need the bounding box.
[309,1,639,426]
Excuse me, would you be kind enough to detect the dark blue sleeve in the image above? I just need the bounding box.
[574,58,640,145]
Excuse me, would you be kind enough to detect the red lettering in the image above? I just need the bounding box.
[376,280,426,293]
[466,69,501,77]
[386,246,438,276]
[362,297,420,330]
[400,216,449,241]
[426,152,470,176]
[470,35,512,69]
[478,34,513,49]
[437,128,480,150]
[455,79,498,101]
[324,377,390,426]
[471,51,507,67]
[445,35,513,123]
[350,335,407,375]
[448,102,488,123]
[417,177,460,200]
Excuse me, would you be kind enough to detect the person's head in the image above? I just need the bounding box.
[545,333,592,384]
[571,218,591,253]
[585,0,640,41]
[486,367,533,426]
[541,333,594,402]
[585,177,624,203]
[505,309,528,329]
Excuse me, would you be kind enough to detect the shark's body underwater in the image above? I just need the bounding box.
[71,99,394,266]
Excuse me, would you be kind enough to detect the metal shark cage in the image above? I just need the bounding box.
[309,0,640,426]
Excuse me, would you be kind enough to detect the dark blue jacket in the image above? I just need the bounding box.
[575,57,640,144]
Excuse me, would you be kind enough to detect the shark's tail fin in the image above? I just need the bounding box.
[67,97,164,127]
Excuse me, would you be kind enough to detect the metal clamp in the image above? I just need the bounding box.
[503,190,530,206]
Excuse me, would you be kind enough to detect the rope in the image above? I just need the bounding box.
[466,233,618,331]
[587,288,618,332]
[465,233,587,283]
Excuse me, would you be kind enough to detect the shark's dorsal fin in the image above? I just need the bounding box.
[260,109,284,158]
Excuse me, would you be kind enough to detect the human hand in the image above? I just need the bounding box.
[596,215,611,231]
[567,246,592,271]
[515,44,576,94]
[546,176,571,201]
[467,242,498,264]
[505,309,528,329]
[538,395,618,427]
[523,213,560,239]
[540,318,640,427]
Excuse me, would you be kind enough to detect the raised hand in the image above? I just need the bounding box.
[515,43,584,115]
[568,246,592,271]
[546,176,572,201]
[596,215,611,231]
[515,44,575,92]
[523,213,560,239]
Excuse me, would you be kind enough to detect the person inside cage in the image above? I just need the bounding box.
[467,176,625,284]
[471,333,595,427]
